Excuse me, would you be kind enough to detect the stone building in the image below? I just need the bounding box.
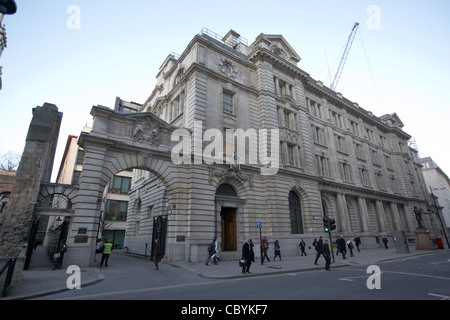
[118,28,430,262]
[419,157,450,238]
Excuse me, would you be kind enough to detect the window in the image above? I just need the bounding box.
[105,200,128,221]
[171,91,185,121]
[340,162,353,182]
[335,135,347,153]
[359,167,371,187]
[109,176,131,194]
[316,155,330,177]
[72,170,81,185]
[289,191,303,234]
[223,91,234,114]
[76,149,85,165]
[287,144,295,166]
[355,143,365,160]
[331,110,342,127]
[349,120,359,135]
[312,125,326,145]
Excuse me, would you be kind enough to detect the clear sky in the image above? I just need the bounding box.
[0,0,449,181]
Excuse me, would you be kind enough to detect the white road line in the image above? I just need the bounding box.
[428,293,450,300]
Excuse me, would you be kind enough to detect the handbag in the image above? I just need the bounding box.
[53,252,61,260]
[239,259,247,267]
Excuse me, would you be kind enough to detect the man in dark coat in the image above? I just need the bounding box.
[336,235,346,259]
[314,236,324,265]
[323,239,331,270]
[153,239,162,270]
[241,238,253,274]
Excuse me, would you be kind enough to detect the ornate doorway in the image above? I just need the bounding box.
[220,207,237,251]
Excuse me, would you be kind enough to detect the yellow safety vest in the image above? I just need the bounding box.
[103,243,113,254]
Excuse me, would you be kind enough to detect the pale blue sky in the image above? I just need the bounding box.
[0,1,449,179]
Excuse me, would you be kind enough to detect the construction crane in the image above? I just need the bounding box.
[330,22,359,91]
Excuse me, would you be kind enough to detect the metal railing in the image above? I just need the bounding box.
[199,28,248,47]
[0,257,17,297]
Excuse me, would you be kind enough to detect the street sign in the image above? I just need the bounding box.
[256,222,261,229]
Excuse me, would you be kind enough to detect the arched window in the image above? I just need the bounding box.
[215,183,237,197]
[289,191,303,234]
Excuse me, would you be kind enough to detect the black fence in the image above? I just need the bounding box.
[0,257,17,297]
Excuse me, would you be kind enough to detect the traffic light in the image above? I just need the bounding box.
[323,217,330,232]
[329,218,336,230]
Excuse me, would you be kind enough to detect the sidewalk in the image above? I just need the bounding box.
[1,245,436,300]
[169,246,432,279]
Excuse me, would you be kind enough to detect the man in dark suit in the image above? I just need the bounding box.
[242,238,253,274]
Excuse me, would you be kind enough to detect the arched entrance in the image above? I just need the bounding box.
[215,183,245,255]
[63,106,180,268]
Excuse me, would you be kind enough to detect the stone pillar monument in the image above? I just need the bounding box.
[0,103,62,281]
[413,206,435,250]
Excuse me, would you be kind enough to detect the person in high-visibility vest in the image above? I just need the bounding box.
[100,239,113,267]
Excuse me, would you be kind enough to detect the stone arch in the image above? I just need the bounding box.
[288,190,303,234]
[213,178,247,255]
[320,192,335,218]
[64,106,180,268]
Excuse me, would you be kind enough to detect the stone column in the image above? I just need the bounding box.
[63,143,110,268]
[0,103,62,281]
[390,202,402,231]
[357,196,370,233]
[375,200,387,233]
[335,193,349,232]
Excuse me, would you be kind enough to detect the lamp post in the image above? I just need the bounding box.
[430,186,450,249]
[0,0,17,15]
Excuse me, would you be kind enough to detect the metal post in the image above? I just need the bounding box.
[430,186,450,248]
[328,230,335,263]
[260,227,263,265]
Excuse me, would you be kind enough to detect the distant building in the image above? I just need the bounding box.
[419,157,450,235]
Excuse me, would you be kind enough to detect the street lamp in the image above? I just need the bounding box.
[0,0,17,14]
[429,186,450,249]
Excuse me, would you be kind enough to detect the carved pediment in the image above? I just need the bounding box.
[379,112,404,129]
[252,34,301,64]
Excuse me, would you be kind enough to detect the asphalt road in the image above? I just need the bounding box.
[36,250,450,301]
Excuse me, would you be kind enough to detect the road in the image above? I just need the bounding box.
[36,251,450,301]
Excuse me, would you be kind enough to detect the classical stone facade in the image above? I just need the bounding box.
[37,29,431,268]
[120,29,430,262]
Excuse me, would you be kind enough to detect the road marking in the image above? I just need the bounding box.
[338,272,383,282]
[428,293,450,300]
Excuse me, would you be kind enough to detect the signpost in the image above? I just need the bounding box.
[257,222,263,265]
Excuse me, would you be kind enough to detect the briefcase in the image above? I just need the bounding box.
[239,259,246,267]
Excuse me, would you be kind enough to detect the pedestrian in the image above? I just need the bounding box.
[354,236,361,252]
[153,238,162,270]
[274,240,281,261]
[242,238,253,274]
[262,236,270,262]
[100,239,113,267]
[298,238,307,256]
[347,239,354,257]
[382,236,389,249]
[323,239,331,270]
[249,239,255,263]
[314,236,325,265]
[336,235,346,259]
[53,240,67,270]
[206,237,218,265]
